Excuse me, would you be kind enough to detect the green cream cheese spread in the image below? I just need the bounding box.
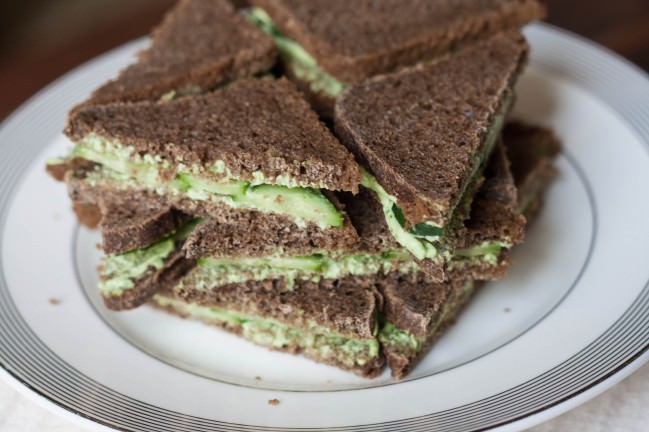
[454,241,510,265]
[71,134,343,228]
[99,220,199,295]
[153,294,379,367]
[360,167,442,261]
[358,95,513,261]
[100,238,174,295]
[183,250,418,291]
[378,322,423,353]
[245,8,346,98]
[378,280,475,355]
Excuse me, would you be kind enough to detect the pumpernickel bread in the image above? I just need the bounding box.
[182,206,358,259]
[251,0,544,84]
[379,274,479,379]
[79,0,276,109]
[71,201,102,229]
[67,77,360,192]
[335,30,528,227]
[65,166,359,255]
[447,141,526,280]
[100,199,191,256]
[504,121,561,219]
[172,274,384,376]
[176,275,380,339]
[102,246,196,311]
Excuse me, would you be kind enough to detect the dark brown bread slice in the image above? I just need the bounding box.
[451,145,523,253]
[175,275,381,340]
[66,78,360,192]
[100,198,192,255]
[183,188,390,260]
[102,247,196,311]
[71,201,102,229]
[183,197,358,258]
[334,31,529,227]
[62,164,190,254]
[65,167,360,256]
[152,292,384,377]
[46,157,91,182]
[47,159,103,228]
[504,121,561,219]
[337,188,400,254]
[379,123,561,378]
[379,272,452,339]
[377,271,480,379]
[251,0,544,83]
[173,276,385,376]
[447,124,561,279]
[78,0,276,109]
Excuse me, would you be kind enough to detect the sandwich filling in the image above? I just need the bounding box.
[153,294,380,368]
[245,8,346,99]
[99,219,199,295]
[453,241,510,266]
[359,96,511,261]
[378,280,475,358]
[182,250,418,290]
[69,135,344,228]
[100,237,508,297]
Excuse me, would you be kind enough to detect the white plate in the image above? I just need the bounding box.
[0,23,647,431]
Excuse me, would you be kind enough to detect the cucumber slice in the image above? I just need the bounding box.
[267,255,323,271]
[410,223,444,237]
[392,204,407,227]
[455,241,506,258]
[71,137,343,227]
[176,173,248,198]
[240,184,343,227]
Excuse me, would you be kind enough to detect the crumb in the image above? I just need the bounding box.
[52,213,61,221]
[504,307,511,313]
[48,298,60,305]
[268,398,280,406]
[255,376,262,381]
[326,380,333,384]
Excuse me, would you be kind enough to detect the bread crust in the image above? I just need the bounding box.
[75,0,276,110]
[379,275,481,379]
[504,121,561,217]
[175,275,381,339]
[66,78,360,193]
[335,31,529,227]
[65,166,359,255]
[183,207,359,259]
[152,297,385,378]
[102,248,196,311]
[252,0,544,83]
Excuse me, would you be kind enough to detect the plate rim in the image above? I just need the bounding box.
[0,22,648,431]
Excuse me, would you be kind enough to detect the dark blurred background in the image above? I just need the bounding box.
[1,0,648,120]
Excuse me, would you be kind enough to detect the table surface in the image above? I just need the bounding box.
[0,1,648,430]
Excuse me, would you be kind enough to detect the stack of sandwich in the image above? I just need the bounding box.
[48,0,561,379]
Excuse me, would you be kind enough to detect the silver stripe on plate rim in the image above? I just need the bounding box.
[0,23,648,431]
